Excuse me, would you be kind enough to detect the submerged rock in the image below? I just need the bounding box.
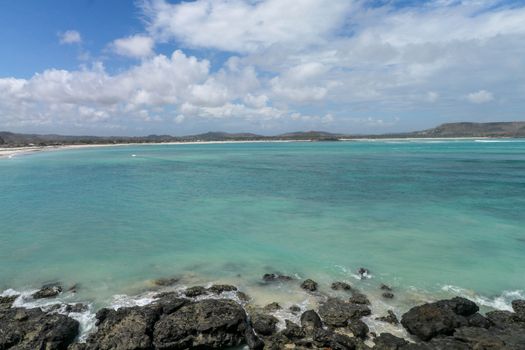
[33,283,63,299]
[318,297,371,328]
[380,284,392,291]
[262,273,293,282]
[251,313,279,336]
[289,304,301,314]
[350,292,371,305]
[400,297,479,341]
[153,299,248,349]
[300,279,318,292]
[263,302,282,312]
[382,292,395,299]
[377,310,399,325]
[0,306,79,349]
[153,277,179,287]
[331,281,352,291]
[207,284,237,294]
[183,285,207,297]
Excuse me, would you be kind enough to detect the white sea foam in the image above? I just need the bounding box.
[441,285,524,311]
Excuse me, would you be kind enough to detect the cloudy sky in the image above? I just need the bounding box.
[0,0,524,136]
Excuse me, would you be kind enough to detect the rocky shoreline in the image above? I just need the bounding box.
[1,274,524,349]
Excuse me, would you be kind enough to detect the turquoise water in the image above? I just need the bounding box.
[1,140,525,314]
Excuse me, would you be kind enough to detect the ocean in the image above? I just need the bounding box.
[1,139,524,337]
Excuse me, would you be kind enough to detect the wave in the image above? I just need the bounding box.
[441,285,523,311]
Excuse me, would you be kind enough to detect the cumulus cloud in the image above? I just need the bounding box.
[111,35,155,58]
[467,90,494,104]
[59,30,82,45]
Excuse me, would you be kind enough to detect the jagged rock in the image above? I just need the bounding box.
[400,297,478,341]
[453,325,525,350]
[251,313,278,336]
[348,319,369,339]
[183,285,207,297]
[86,305,160,350]
[319,297,371,328]
[380,284,392,291]
[0,307,79,349]
[281,320,305,340]
[244,327,264,350]
[372,333,408,350]
[152,293,189,315]
[312,328,357,349]
[33,283,63,299]
[512,299,525,320]
[236,291,250,302]
[65,303,89,313]
[153,277,179,286]
[0,295,18,310]
[358,268,370,279]
[382,292,394,299]
[300,310,323,333]
[153,299,248,349]
[466,312,491,328]
[300,279,318,292]
[263,302,282,312]
[262,273,293,282]
[332,281,352,291]
[377,310,399,325]
[485,310,516,328]
[208,284,237,294]
[350,292,371,305]
[289,305,301,313]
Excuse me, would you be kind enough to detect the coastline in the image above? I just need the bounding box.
[0,136,517,159]
[1,274,524,349]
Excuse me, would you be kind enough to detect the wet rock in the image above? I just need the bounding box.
[332,281,352,291]
[65,303,89,313]
[289,304,301,314]
[350,292,371,305]
[153,277,179,286]
[377,310,399,325]
[86,305,160,350]
[485,310,516,328]
[0,295,18,309]
[466,312,491,328]
[0,306,79,349]
[67,284,79,293]
[281,320,305,340]
[380,284,392,291]
[208,284,237,294]
[300,310,323,333]
[262,273,293,282]
[512,299,525,320]
[453,325,525,350]
[400,297,478,341]
[152,293,189,315]
[33,283,63,299]
[263,302,282,312]
[424,337,472,350]
[372,333,408,350]
[236,291,250,302]
[319,297,371,328]
[382,292,395,299]
[244,327,265,350]
[358,267,370,279]
[153,299,248,349]
[348,319,369,339]
[300,279,318,292]
[312,328,357,350]
[251,313,279,336]
[183,285,207,297]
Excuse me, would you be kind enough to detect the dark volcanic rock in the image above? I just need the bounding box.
[263,302,282,312]
[358,267,370,279]
[377,310,399,325]
[312,328,357,350]
[485,310,516,328]
[350,292,371,305]
[281,320,305,340]
[153,299,248,349]
[319,297,371,328]
[65,303,89,313]
[33,283,63,299]
[153,277,179,286]
[380,284,392,291]
[372,333,408,349]
[331,281,352,291]
[300,310,323,333]
[236,291,250,302]
[400,297,478,341]
[251,313,278,336]
[262,273,293,282]
[348,319,369,339]
[512,299,525,320]
[0,295,18,309]
[466,312,491,328]
[0,306,79,349]
[289,305,301,314]
[86,305,160,350]
[300,279,318,292]
[453,325,525,350]
[152,293,189,315]
[183,285,207,297]
[207,284,237,294]
[382,292,395,299]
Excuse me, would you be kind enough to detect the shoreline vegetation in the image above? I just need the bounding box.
[2,121,525,159]
[1,272,524,349]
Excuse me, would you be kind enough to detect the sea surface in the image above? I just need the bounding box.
[1,139,524,337]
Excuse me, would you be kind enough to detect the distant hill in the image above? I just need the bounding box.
[1,122,524,147]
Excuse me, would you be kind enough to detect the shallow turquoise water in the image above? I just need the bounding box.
[1,140,524,310]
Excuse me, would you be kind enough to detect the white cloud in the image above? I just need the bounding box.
[59,30,82,45]
[111,35,155,58]
[466,90,494,104]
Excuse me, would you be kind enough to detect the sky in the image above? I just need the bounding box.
[0,0,524,136]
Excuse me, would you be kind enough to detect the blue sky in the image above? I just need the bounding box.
[0,0,524,136]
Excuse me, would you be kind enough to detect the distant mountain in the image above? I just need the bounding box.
[1,122,524,147]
